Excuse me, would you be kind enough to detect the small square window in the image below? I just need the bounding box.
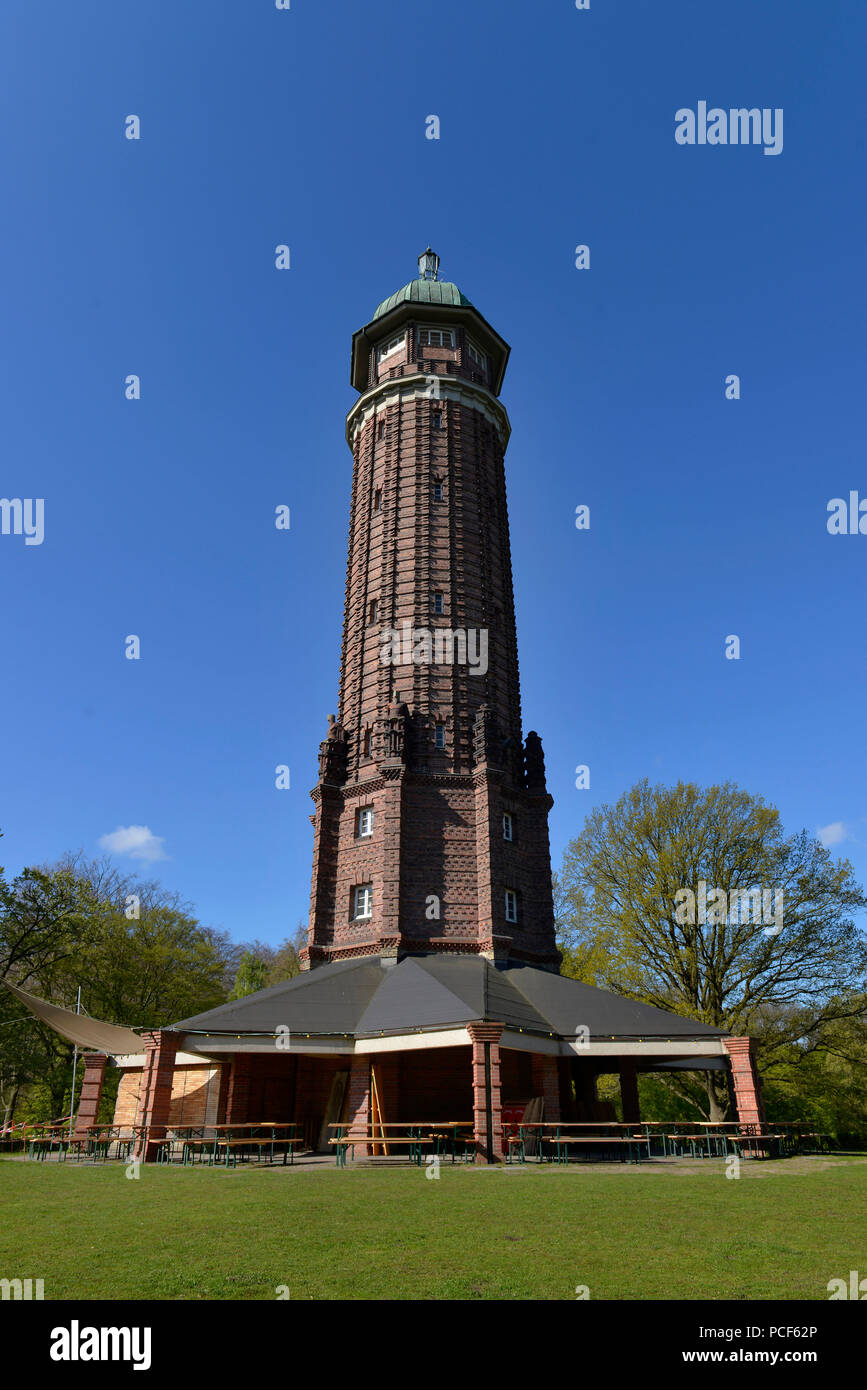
[358,808,374,838]
[378,419,386,439]
[503,813,513,842]
[353,884,373,920]
[505,889,518,924]
[435,725,446,750]
[433,591,444,615]
[369,599,380,624]
[433,481,444,502]
[432,409,443,430]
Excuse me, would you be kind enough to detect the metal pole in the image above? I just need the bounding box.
[68,986,81,1142]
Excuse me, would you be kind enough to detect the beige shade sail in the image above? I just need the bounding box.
[3,981,144,1055]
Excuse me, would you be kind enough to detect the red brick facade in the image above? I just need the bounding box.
[74,1052,108,1136]
[304,273,559,970]
[133,1030,180,1162]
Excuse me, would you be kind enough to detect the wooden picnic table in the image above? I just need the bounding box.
[545,1130,651,1165]
[146,1123,305,1167]
[503,1122,651,1164]
[327,1122,473,1167]
[502,1119,810,1164]
[26,1127,71,1162]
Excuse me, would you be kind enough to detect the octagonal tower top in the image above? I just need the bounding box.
[350,251,510,395]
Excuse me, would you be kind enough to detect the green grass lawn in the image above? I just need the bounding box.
[2,1156,865,1301]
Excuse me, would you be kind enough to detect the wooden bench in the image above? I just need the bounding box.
[427,1130,475,1163]
[329,1134,435,1167]
[504,1133,527,1163]
[269,1137,305,1166]
[153,1126,307,1167]
[28,1133,70,1162]
[205,1136,305,1167]
[543,1133,651,1164]
[665,1131,719,1158]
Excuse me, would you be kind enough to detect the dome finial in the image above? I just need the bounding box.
[418,247,440,282]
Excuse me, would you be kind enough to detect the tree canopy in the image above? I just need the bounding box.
[0,835,303,1126]
[555,780,867,1123]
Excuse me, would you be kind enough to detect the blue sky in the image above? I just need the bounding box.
[1,0,865,948]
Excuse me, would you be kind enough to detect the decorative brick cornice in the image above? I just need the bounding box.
[467,1022,505,1044]
[312,768,535,802]
[306,941,383,965]
[347,374,511,450]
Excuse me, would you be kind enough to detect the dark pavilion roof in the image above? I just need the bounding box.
[172,955,726,1042]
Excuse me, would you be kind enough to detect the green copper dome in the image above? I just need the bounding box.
[373,276,473,321]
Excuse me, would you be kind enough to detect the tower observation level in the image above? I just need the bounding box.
[302,251,560,972]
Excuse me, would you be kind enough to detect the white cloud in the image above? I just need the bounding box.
[817,821,848,848]
[98,825,167,862]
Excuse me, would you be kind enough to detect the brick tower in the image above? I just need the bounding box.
[302,251,560,972]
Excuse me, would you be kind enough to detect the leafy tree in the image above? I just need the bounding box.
[228,927,306,992]
[0,863,94,985]
[0,846,232,1123]
[758,1000,867,1145]
[265,928,304,986]
[556,780,867,1120]
[553,876,613,984]
[228,951,270,1000]
[41,854,229,1029]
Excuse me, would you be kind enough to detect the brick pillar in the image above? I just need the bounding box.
[225,1054,252,1123]
[74,1053,108,1137]
[134,1030,179,1162]
[531,1052,561,1123]
[468,1023,504,1163]
[723,1037,765,1127]
[346,1055,371,1154]
[619,1060,640,1123]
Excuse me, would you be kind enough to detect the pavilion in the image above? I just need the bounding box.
[87,955,762,1162]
